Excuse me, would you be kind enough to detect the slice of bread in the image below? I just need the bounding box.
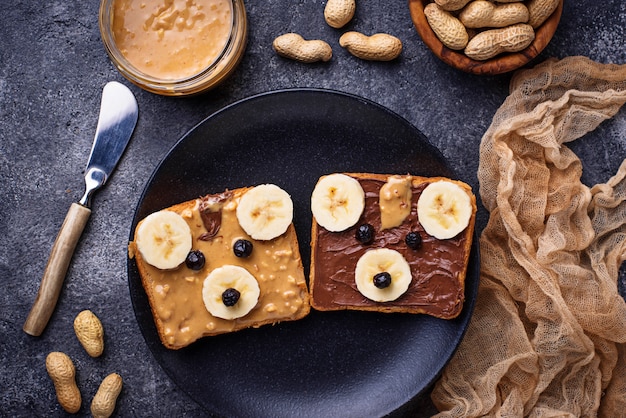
[309,173,476,319]
[129,186,310,350]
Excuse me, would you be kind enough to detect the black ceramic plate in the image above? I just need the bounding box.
[128,89,480,417]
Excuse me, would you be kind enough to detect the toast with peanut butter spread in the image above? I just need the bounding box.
[309,173,476,319]
[129,184,310,350]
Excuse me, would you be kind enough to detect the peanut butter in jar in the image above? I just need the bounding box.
[99,0,247,96]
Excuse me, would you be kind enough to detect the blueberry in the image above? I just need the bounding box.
[355,223,375,244]
[405,231,422,250]
[185,250,205,270]
[222,288,241,307]
[233,239,253,257]
[373,272,392,289]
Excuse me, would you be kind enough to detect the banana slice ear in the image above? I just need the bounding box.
[202,265,261,320]
[355,248,412,302]
[417,180,472,239]
[311,173,365,232]
[236,184,294,241]
[135,211,193,270]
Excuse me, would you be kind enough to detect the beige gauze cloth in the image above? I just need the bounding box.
[431,56,626,417]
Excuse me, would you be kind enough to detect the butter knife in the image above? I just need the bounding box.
[23,81,138,336]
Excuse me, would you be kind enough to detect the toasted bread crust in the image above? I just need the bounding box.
[130,187,310,350]
[309,173,476,318]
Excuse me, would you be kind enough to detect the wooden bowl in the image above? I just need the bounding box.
[408,0,563,75]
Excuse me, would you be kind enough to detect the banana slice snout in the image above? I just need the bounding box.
[355,248,412,302]
[417,181,472,240]
[135,211,193,270]
[311,173,365,232]
[202,265,261,320]
[236,184,294,241]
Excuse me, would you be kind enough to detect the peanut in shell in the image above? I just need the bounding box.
[74,309,104,357]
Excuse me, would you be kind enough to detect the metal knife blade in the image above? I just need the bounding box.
[23,81,138,336]
[80,81,138,207]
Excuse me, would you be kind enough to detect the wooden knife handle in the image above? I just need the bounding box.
[23,202,91,336]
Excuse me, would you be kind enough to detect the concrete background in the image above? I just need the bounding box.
[1,0,624,416]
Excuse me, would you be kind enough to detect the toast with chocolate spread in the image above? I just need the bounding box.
[309,173,476,319]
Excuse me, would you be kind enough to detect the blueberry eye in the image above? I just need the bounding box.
[373,272,392,289]
[222,288,241,306]
[233,239,253,257]
[355,224,375,244]
[185,250,205,270]
[405,232,422,250]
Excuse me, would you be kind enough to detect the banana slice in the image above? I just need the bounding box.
[236,184,294,241]
[417,180,472,239]
[355,248,412,302]
[135,211,192,270]
[311,173,365,232]
[202,265,261,320]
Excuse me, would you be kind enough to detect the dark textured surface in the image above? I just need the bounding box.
[1,1,624,417]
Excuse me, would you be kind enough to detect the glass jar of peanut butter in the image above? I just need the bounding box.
[99,0,247,96]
